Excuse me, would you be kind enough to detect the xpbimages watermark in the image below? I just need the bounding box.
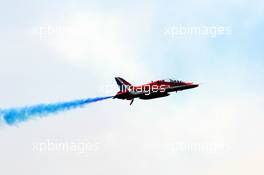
[98,84,171,96]
[168,142,230,154]
[120,84,168,95]
[32,24,65,39]
[32,140,100,155]
[164,24,232,38]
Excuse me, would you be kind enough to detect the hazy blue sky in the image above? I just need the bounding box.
[0,0,263,175]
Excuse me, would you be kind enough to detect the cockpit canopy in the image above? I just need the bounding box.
[162,79,183,83]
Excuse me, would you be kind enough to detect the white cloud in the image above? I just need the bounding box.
[36,10,155,80]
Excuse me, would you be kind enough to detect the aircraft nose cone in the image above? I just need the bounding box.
[185,82,199,88]
[193,84,199,88]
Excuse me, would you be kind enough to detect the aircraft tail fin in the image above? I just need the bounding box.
[115,77,132,91]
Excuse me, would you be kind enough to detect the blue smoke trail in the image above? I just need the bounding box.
[0,96,112,125]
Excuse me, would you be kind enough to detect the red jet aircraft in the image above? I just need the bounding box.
[113,77,199,105]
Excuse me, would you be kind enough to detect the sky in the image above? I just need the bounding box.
[0,0,263,175]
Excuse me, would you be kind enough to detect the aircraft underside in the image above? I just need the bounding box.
[139,92,170,100]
